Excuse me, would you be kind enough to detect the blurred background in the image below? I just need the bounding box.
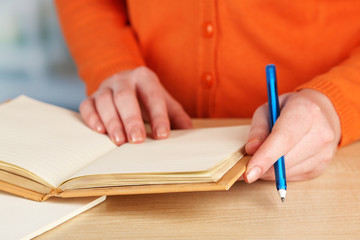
[0,0,86,111]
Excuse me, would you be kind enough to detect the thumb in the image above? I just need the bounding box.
[245,105,270,155]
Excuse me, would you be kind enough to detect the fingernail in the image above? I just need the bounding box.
[95,123,104,133]
[155,125,169,139]
[245,166,261,183]
[129,127,144,143]
[112,131,125,145]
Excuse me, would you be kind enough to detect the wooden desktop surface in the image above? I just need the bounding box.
[37,119,360,239]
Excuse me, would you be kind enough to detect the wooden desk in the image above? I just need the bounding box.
[37,119,360,239]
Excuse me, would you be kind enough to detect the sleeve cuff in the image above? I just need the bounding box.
[296,77,357,147]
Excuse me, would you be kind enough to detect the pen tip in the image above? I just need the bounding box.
[281,197,285,203]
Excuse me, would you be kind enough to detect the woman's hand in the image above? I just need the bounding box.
[79,66,192,145]
[244,89,341,182]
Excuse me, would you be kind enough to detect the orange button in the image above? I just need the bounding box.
[201,72,214,88]
[202,22,214,38]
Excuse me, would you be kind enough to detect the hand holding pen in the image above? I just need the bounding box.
[243,64,342,200]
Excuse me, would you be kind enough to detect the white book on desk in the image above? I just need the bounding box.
[0,192,106,240]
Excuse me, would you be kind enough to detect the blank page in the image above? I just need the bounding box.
[70,125,250,179]
[0,191,105,240]
[0,96,116,187]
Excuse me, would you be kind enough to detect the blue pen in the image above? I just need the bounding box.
[265,64,287,203]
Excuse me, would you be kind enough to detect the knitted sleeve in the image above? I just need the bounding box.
[297,47,360,146]
[55,0,145,95]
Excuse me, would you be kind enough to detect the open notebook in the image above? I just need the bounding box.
[0,96,250,201]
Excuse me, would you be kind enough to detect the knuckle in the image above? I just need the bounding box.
[320,128,335,144]
[253,105,266,116]
[315,118,335,145]
[256,121,269,129]
[143,90,164,105]
[321,151,334,164]
[96,90,111,103]
[151,113,169,124]
[253,106,262,116]
[309,103,321,119]
[113,88,134,103]
[135,66,150,73]
[293,96,320,119]
[271,129,292,147]
[105,118,120,131]
[86,112,100,126]
[133,66,158,82]
[296,97,321,118]
[79,99,90,113]
[122,115,142,127]
[251,122,269,136]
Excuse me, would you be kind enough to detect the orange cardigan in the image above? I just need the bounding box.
[56,0,360,146]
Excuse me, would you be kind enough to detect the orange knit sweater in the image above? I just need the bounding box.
[55,0,360,146]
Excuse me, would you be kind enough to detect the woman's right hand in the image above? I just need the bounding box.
[79,66,193,145]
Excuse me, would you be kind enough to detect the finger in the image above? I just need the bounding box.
[287,144,335,181]
[94,88,126,145]
[245,96,316,183]
[136,79,171,140]
[79,98,106,133]
[163,90,193,129]
[283,115,334,168]
[245,105,269,155]
[258,134,335,181]
[139,103,150,123]
[246,94,291,155]
[113,82,146,144]
[261,151,332,181]
[259,166,275,180]
[260,104,336,180]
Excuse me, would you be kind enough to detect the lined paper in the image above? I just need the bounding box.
[0,96,116,187]
[69,125,250,178]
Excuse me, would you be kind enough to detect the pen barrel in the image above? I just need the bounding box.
[274,156,287,190]
[266,65,280,129]
[266,64,287,192]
